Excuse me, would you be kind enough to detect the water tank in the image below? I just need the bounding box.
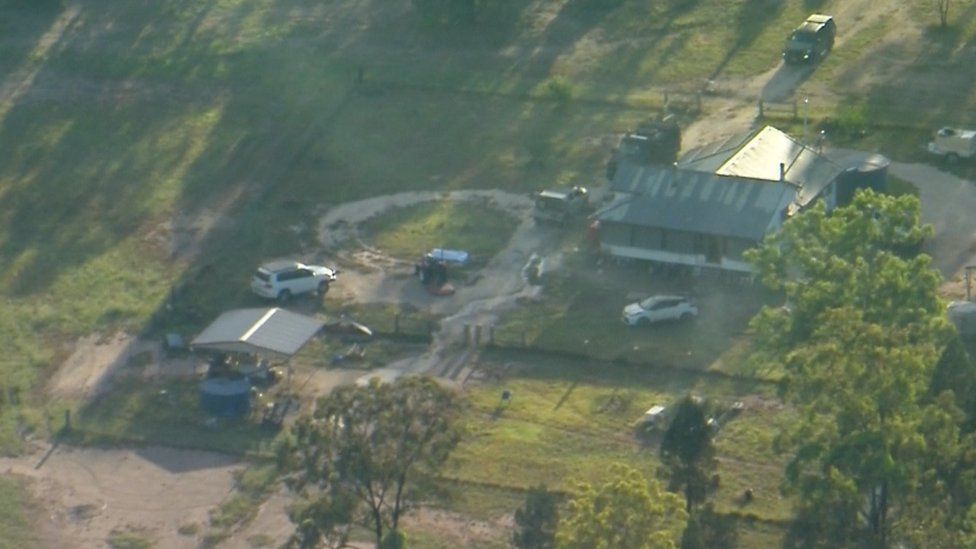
[200,377,251,417]
[948,301,976,337]
[834,153,890,206]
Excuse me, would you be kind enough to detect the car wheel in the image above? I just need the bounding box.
[317,281,329,296]
[277,289,292,304]
[946,153,960,165]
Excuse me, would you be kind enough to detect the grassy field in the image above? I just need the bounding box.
[0,477,33,549]
[494,260,778,376]
[2,0,975,545]
[437,353,791,544]
[0,0,966,447]
[360,200,520,262]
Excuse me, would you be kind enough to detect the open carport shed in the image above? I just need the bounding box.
[191,308,325,360]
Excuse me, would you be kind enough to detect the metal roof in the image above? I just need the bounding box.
[191,308,325,359]
[599,163,797,240]
[676,126,843,208]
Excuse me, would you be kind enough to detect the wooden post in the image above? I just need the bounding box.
[966,265,976,301]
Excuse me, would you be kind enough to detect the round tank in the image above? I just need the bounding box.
[835,154,890,206]
[200,377,251,417]
[948,301,976,336]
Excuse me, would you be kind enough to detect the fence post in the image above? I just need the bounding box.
[758,99,764,118]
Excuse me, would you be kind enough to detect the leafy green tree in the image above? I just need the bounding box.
[513,485,559,549]
[280,376,462,547]
[746,190,968,545]
[660,395,716,512]
[556,464,687,549]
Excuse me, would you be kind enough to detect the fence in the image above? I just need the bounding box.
[757,98,798,119]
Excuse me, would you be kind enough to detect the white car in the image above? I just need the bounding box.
[622,295,698,326]
[251,260,338,303]
[928,127,976,164]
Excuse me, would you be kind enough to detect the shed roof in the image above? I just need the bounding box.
[599,163,796,240]
[676,126,843,207]
[191,308,325,359]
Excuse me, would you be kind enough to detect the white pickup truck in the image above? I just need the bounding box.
[928,127,976,163]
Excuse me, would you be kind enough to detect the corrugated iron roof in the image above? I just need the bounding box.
[599,163,796,240]
[191,308,325,359]
[676,126,843,207]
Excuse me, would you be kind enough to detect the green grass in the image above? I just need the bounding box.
[494,267,774,374]
[69,379,277,455]
[107,529,153,549]
[361,200,520,262]
[443,354,791,522]
[0,477,32,549]
[0,0,971,545]
[0,0,946,452]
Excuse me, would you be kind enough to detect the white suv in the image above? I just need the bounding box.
[623,295,698,326]
[251,260,338,303]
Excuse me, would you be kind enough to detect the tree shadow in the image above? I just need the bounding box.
[709,0,785,80]
[761,62,816,102]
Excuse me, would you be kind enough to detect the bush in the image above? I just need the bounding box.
[543,78,574,106]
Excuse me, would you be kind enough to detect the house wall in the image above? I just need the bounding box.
[599,222,758,273]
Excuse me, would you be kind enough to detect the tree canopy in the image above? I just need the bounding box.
[279,376,462,547]
[746,190,975,545]
[556,464,687,549]
[513,485,560,549]
[660,395,717,513]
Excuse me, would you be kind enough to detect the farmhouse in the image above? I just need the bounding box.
[595,126,888,273]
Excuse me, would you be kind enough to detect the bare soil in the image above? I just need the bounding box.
[0,445,241,549]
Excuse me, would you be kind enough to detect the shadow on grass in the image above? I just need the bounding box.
[826,3,976,135]
[708,0,785,80]
[760,62,816,102]
[0,0,796,454]
[69,378,277,456]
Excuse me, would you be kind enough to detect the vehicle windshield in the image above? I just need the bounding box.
[790,31,816,43]
[640,297,662,309]
[254,270,271,282]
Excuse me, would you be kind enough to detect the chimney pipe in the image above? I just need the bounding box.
[779,162,785,182]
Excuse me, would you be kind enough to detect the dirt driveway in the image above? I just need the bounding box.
[0,445,241,548]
